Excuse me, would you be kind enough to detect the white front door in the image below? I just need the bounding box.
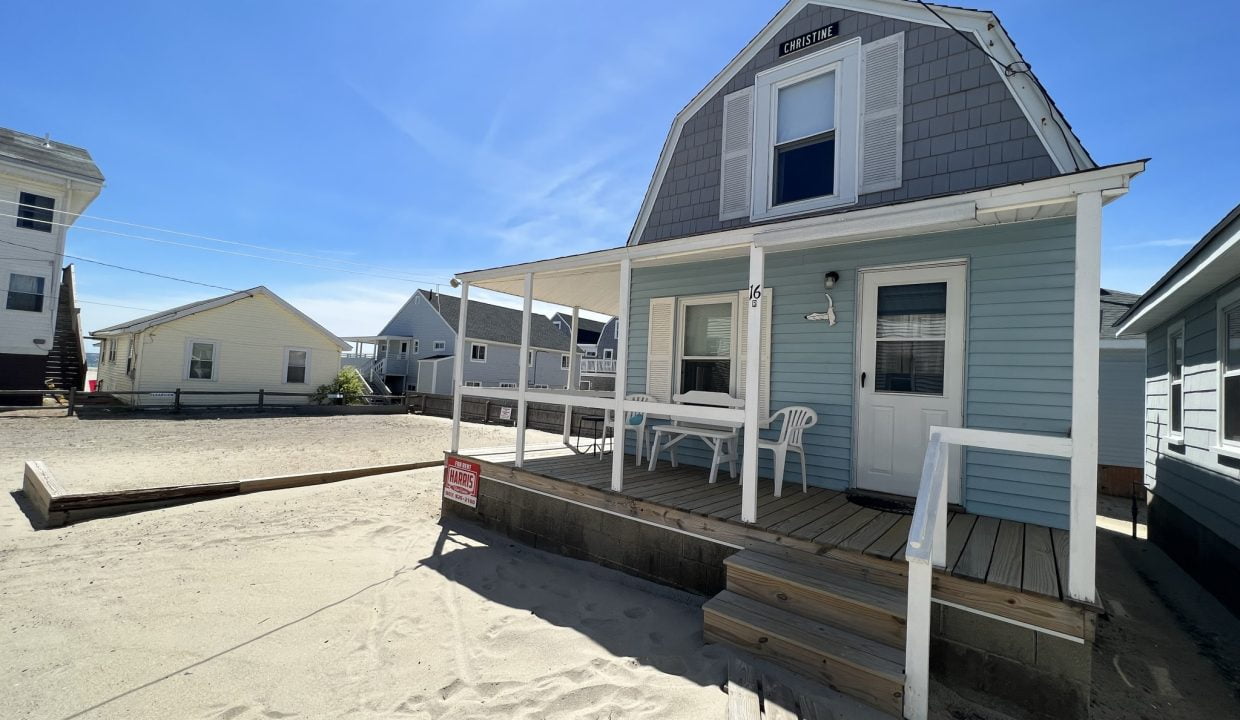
[855,262,966,502]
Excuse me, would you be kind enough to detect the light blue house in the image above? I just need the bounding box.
[1114,203,1240,617]
[343,289,572,394]
[441,1,1147,716]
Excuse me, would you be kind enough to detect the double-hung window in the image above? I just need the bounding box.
[126,339,137,377]
[1167,322,1185,439]
[433,340,446,351]
[470,343,487,362]
[16,192,54,232]
[603,348,614,360]
[1219,291,1240,448]
[677,296,736,394]
[560,354,570,369]
[187,340,218,380]
[751,38,860,220]
[284,348,309,383]
[6,273,45,312]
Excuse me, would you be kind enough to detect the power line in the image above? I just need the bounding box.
[915,1,1084,172]
[0,237,239,293]
[0,196,428,277]
[0,210,443,284]
[79,299,160,312]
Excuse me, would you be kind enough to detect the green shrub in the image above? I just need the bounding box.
[312,369,367,405]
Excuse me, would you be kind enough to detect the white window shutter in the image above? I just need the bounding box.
[646,297,676,402]
[860,32,904,194]
[719,87,754,221]
[736,288,773,424]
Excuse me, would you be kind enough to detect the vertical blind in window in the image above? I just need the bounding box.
[874,282,947,395]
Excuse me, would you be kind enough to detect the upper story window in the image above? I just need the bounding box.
[560,354,570,369]
[773,72,836,205]
[5,273,45,312]
[433,340,446,351]
[16,192,55,232]
[470,343,487,362]
[1167,322,1185,438]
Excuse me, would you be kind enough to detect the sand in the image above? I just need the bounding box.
[0,412,563,493]
[0,468,731,719]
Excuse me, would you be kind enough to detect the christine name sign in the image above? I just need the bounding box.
[779,22,839,56]
[443,456,480,508]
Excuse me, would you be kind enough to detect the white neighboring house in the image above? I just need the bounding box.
[92,286,349,405]
[0,127,104,400]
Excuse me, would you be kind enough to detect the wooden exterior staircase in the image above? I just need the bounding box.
[704,547,909,718]
[44,265,86,392]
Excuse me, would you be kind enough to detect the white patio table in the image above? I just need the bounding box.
[645,391,745,484]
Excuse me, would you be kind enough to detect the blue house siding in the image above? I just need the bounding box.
[626,216,1076,528]
[1143,276,1240,551]
[379,292,457,385]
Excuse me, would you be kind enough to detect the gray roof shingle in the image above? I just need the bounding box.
[419,290,571,351]
[0,127,104,183]
[1101,288,1140,337]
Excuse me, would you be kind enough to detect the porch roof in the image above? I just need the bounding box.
[456,161,1146,314]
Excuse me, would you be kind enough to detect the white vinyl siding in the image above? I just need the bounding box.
[859,32,905,194]
[719,87,754,221]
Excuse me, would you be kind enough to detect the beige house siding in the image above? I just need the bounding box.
[96,334,137,395]
[115,294,340,406]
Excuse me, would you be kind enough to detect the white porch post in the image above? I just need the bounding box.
[449,281,470,454]
[516,272,534,468]
[1068,190,1102,604]
[562,306,580,445]
[741,244,765,523]
[611,257,632,492]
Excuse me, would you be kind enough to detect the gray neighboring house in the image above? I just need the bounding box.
[1115,203,1240,616]
[551,313,620,392]
[1098,288,1145,493]
[343,289,572,395]
[550,312,604,344]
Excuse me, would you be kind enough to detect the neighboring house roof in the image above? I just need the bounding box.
[551,312,605,334]
[91,286,351,350]
[1115,203,1240,336]
[418,290,571,351]
[1100,288,1140,339]
[627,0,1094,245]
[0,126,104,183]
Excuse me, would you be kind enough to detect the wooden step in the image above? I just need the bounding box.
[725,550,907,647]
[704,590,904,717]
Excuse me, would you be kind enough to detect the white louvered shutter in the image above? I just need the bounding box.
[719,87,754,221]
[736,288,773,425]
[860,32,905,194]
[646,297,676,402]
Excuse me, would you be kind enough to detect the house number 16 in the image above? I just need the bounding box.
[749,284,762,307]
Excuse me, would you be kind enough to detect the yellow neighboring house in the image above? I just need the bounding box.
[91,286,349,405]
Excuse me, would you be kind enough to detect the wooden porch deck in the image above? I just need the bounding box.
[461,444,1091,638]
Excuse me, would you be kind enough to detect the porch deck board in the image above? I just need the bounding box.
[469,447,1078,619]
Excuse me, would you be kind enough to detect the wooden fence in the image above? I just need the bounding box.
[406,392,605,437]
[0,389,408,416]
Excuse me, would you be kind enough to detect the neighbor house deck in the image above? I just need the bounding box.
[458,445,1093,639]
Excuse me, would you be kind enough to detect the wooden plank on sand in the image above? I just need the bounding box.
[727,657,760,720]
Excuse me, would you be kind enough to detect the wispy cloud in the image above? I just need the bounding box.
[1124,237,1196,248]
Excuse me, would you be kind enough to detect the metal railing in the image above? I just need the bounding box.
[902,426,1073,720]
[0,388,409,415]
[580,358,616,373]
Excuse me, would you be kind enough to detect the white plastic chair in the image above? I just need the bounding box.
[601,393,656,465]
[757,406,818,497]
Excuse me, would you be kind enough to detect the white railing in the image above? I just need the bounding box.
[580,358,616,374]
[902,426,1072,720]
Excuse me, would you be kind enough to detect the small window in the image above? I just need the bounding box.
[126,340,137,377]
[470,343,487,362]
[533,384,549,389]
[528,350,534,367]
[1168,323,1184,437]
[499,382,516,388]
[464,381,482,387]
[561,354,570,369]
[98,339,107,364]
[580,380,592,391]
[603,348,614,360]
[433,340,446,351]
[586,349,597,358]
[16,192,54,232]
[678,298,735,394]
[108,340,116,363]
[402,341,410,354]
[6,273,45,312]
[285,349,308,383]
[1221,301,1240,445]
[187,341,217,380]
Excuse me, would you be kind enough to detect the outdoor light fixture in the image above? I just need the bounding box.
[449,278,461,288]
[805,271,840,326]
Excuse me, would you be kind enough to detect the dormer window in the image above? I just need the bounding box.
[773,71,836,205]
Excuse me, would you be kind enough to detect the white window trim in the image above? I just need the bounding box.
[532,384,549,389]
[433,340,447,351]
[282,347,312,385]
[498,382,517,389]
[184,338,220,382]
[1216,287,1240,452]
[126,338,137,378]
[1166,319,1185,442]
[751,38,861,222]
[407,340,416,354]
[675,292,739,396]
[603,348,614,359]
[464,381,482,387]
[470,342,487,363]
[5,272,47,313]
[561,354,570,369]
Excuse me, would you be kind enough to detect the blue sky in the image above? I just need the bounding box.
[6,1,1239,336]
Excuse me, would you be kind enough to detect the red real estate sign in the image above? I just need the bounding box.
[443,456,480,508]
